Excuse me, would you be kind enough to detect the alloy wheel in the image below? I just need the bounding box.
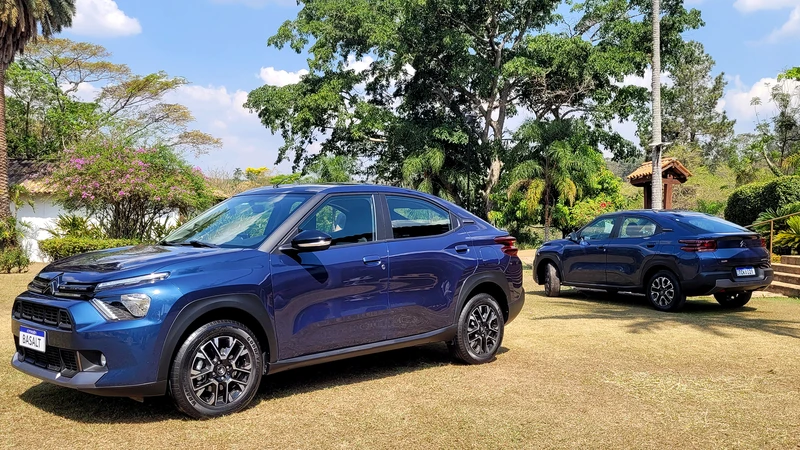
[650,276,675,308]
[466,304,500,356]
[189,335,254,407]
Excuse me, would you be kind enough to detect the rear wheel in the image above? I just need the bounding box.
[543,263,561,297]
[449,293,505,365]
[646,270,686,312]
[169,320,263,419]
[714,291,753,308]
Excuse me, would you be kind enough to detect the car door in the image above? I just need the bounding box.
[605,215,662,288]
[270,194,389,360]
[383,194,477,340]
[562,216,618,285]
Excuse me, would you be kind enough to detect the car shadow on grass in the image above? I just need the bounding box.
[19,342,508,423]
[530,289,800,339]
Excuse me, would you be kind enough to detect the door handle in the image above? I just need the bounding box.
[455,245,469,253]
[598,245,606,250]
[646,244,656,248]
[362,255,381,265]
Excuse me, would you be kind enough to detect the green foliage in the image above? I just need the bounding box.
[247,0,702,215]
[778,67,800,82]
[696,200,726,216]
[50,140,213,240]
[39,237,139,262]
[773,217,800,254]
[0,248,30,273]
[45,213,102,239]
[725,176,800,226]
[306,155,357,183]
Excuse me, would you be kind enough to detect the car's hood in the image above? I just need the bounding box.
[40,245,243,283]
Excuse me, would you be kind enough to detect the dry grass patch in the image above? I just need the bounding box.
[1,265,799,449]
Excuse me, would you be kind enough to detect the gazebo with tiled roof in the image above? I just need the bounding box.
[626,158,692,209]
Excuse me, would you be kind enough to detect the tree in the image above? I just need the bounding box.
[306,155,357,183]
[1,0,76,220]
[662,41,734,165]
[745,79,800,177]
[19,38,221,155]
[50,141,212,240]
[246,0,702,216]
[496,119,615,241]
[651,0,663,211]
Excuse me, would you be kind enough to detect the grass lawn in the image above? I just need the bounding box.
[1,264,799,449]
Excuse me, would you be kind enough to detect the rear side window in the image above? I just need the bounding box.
[387,195,451,239]
[676,215,749,233]
[619,217,658,238]
[300,195,376,246]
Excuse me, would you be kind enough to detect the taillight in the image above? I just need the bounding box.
[494,236,518,256]
[760,238,766,248]
[679,239,717,252]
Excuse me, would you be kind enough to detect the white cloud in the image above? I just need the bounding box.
[258,67,309,86]
[70,0,142,37]
[345,55,375,74]
[723,75,800,132]
[615,69,673,90]
[734,0,800,13]
[765,6,800,42]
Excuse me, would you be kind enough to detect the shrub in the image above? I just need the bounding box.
[774,216,800,254]
[725,176,800,226]
[45,213,103,239]
[50,141,213,240]
[39,237,140,262]
[0,248,30,273]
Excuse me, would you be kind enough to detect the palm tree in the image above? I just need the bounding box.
[509,119,601,241]
[0,0,75,219]
[650,0,663,210]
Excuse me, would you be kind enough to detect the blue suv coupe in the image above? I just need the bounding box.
[533,210,773,311]
[11,185,524,418]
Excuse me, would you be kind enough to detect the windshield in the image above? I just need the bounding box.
[675,214,750,234]
[163,194,312,248]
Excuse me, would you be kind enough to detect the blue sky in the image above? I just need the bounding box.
[62,0,800,173]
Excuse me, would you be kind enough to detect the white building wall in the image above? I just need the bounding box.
[11,195,68,263]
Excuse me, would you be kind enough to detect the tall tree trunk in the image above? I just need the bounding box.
[650,0,663,211]
[0,64,12,220]
[483,155,502,215]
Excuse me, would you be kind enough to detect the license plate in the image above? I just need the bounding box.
[19,326,46,353]
[736,267,756,277]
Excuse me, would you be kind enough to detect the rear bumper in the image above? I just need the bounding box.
[683,268,774,296]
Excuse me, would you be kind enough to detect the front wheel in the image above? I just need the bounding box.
[449,293,505,365]
[169,320,264,419]
[714,291,752,308]
[543,263,561,297]
[646,270,686,312]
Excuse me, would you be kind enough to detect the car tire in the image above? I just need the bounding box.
[544,263,561,297]
[449,293,505,365]
[714,291,753,308]
[646,270,686,312]
[169,320,264,419]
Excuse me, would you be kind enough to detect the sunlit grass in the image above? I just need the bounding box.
[1,264,799,449]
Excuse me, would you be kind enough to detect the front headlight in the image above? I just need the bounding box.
[95,272,169,291]
[92,293,151,321]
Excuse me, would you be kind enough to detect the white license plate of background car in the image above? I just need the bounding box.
[19,326,46,353]
[736,267,756,277]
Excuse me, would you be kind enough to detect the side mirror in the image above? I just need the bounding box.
[289,230,332,252]
[568,232,579,243]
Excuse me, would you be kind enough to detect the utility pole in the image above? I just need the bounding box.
[650,0,664,210]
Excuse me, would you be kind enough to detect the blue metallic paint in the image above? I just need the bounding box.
[10,184,524,398]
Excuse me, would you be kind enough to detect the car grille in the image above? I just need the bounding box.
[28,276,96,299]
[17,343,79,376]
[13,301,73,330]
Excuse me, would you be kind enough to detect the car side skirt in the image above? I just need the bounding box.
[266,325,457,375]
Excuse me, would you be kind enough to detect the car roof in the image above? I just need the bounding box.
[236,183,432,196]
[597,210,713,219]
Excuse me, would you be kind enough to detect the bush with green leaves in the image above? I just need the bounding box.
[0,248,30,273]
[774,217,800,254]
[725,176,800,226]
[39,237,140,262]
[50,141,213,240]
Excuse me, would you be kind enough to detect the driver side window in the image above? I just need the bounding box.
[580,217,616,241]
[300,195,376,246]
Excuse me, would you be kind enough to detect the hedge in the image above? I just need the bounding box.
[39,237,140,262]
[725,176,800,226]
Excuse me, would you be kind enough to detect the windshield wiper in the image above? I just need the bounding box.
[182,240,219,248]
[158,240,180,246]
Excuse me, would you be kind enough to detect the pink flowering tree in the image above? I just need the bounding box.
[51,141,213,240]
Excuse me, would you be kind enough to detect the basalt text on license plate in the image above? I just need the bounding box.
[19,326,46,353]
[736,267,756,277]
